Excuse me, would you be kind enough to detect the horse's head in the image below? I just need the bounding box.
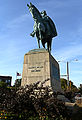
[27,2,33,13]
[27,2,42,21]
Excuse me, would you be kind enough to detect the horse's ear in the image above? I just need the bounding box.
[30,2,32,5]
[27,4,29,7]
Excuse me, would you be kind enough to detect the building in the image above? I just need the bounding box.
[0,75,12,87]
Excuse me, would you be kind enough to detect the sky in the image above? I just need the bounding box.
[0,0,82,87]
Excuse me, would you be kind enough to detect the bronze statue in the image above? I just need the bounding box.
[27,2,57,52]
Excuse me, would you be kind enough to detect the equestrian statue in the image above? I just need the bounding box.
[27,2,57,52]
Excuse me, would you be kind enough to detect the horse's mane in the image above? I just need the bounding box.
[32,4,42,18]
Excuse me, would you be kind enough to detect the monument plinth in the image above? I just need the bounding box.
[21,49,61,92]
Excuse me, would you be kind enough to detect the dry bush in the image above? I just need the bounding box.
[0,79,70,120]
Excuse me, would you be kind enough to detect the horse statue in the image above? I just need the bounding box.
[27,2,57,52]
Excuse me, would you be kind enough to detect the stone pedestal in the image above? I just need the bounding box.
[21,49,61,92]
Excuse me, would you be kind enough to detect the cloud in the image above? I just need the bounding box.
[6,14,31,29]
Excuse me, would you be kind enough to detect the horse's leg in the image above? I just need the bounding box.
[47,41,49,52]
[41,39,45,48]
[47,38,52,53]
[49,38,52,52]
[36,32,40,48]
[43,43,45,48]
[37,39,40,48]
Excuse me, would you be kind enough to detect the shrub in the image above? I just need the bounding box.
[0,80,70,120]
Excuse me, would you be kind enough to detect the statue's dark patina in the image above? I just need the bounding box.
[27,2,57,52]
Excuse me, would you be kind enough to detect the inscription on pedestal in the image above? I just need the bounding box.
[28,66,43,72]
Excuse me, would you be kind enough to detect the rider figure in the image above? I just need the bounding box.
[41,10,47,18]
[41,10,51,36]
[41,10,57,37]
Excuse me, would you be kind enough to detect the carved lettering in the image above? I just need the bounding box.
[31,70,41,72]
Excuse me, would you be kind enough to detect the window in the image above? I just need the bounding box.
[6,80,10,83]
